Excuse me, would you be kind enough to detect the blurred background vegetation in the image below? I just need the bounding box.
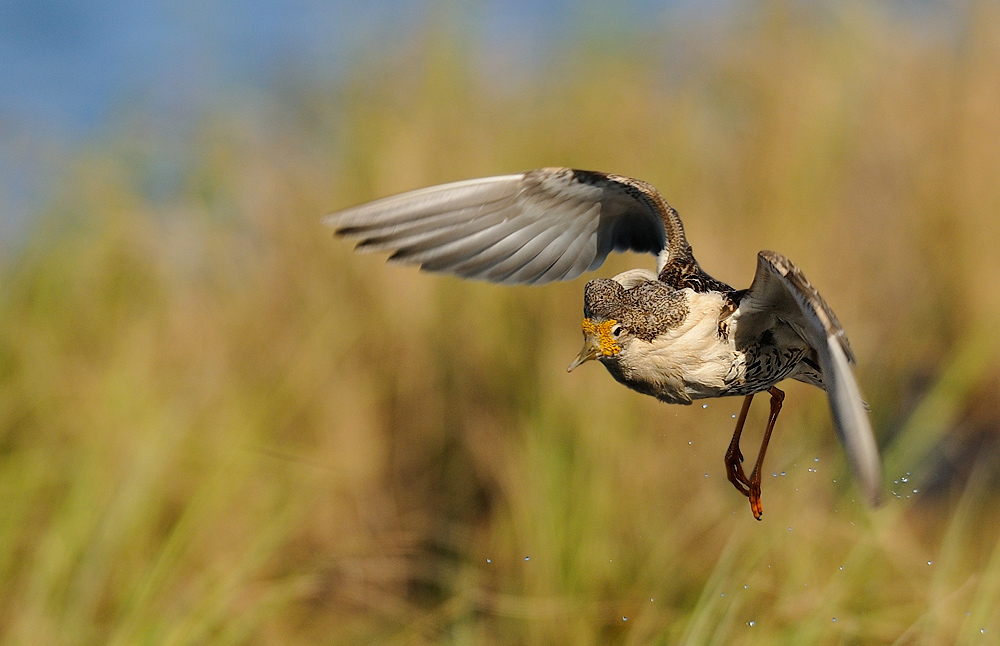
[1,1,1000,643]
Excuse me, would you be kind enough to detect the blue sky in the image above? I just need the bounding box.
[1,0,423,136]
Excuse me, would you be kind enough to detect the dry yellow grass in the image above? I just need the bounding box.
[1,4,999,644]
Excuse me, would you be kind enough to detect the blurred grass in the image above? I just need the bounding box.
[2,2,1000,644]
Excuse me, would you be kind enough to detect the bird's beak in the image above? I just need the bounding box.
[567,335,602,372]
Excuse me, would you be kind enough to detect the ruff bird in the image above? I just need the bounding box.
[324,168,882,519]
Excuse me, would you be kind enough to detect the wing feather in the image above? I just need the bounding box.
[324,168,689,285]
[737,251,881,505]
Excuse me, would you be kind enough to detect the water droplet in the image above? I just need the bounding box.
[814,457,819,462]
[901,477,908,483]
[780,471,786,476]
[623,616,627,622]
[705,473,709,477]
[788,527,792,532]
[702,404,708,409]
[721,593,725,597]
[524,556,530,561]
[650,598,654,602]
[744,585,748,589]
[981,629,986,634]
[839,566,844,571]
[772,472,777,477]
[913,489,919,494]
[487,558,492,564]
[688,441,692,445]
[731,414,736,418]
[832,617,837,622]
[748,620,755,627]
[927,561,933,566]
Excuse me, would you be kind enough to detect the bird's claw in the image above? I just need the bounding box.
[724,451,751,496]
[749,475,763,520]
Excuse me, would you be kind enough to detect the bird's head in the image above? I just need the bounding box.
[567,279,629,371]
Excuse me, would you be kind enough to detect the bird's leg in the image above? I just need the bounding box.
[747,386,785,520]
[724,394,755,496]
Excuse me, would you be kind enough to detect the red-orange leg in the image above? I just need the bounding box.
[747,386,785,520]
[724,394,755,497]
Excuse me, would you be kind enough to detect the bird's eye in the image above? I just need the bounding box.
[612,325,622,337]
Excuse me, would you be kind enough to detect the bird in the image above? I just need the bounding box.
[323,167,882,519]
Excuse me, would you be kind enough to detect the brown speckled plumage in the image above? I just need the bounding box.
[583,279,689,342]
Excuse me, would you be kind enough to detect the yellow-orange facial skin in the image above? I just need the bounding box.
[581,318,621,356]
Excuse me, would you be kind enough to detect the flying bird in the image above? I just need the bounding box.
[324,168,882,519]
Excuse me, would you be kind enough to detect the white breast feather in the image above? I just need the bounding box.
[617,290,737,402]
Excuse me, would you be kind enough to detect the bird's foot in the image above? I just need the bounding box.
[748,471,763,520]
[725,394,755,498]
[724,446,750,496]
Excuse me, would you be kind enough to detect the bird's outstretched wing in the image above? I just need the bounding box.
[323,168,694,285]
[737,251,882,505]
